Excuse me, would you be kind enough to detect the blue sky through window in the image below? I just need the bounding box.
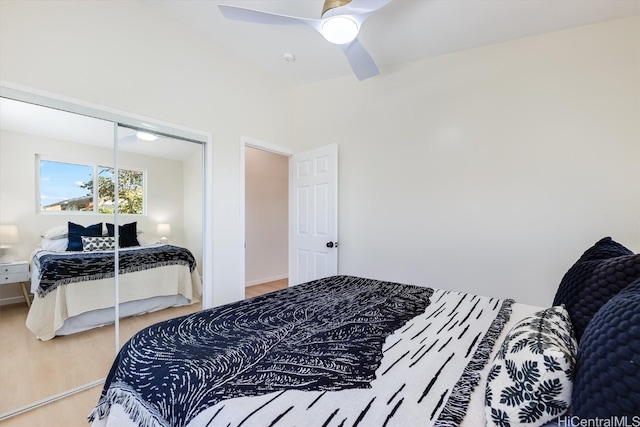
[40,160,93,207]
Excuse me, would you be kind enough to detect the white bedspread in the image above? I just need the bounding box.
[26,264,201,341]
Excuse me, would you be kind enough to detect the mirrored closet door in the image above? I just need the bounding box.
[0,98,117,415]
[113,124,204,348]
[0,95,206,420]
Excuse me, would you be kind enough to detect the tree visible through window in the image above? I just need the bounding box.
[39,159,144,214]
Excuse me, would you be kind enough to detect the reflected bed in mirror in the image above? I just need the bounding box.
[27,223,202,340]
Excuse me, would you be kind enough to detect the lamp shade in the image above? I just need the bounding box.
[0,224,19,246]
[157,223,171,237]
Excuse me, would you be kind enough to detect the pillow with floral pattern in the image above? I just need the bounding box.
[485,305,577,427]
[82,236,115,252]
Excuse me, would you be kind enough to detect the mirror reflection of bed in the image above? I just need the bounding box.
[26,229,202,341]
[0,98,205,417]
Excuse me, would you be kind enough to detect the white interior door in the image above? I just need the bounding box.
[289,144,338,285]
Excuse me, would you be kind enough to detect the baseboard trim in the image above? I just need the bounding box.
[245,274,288,287]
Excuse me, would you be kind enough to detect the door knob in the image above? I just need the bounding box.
[326,241,338,248]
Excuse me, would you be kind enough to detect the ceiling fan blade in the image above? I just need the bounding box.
[118,135,138,145]
[218,4,321,31]
[340,38,379,81]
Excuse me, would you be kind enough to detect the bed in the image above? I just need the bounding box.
[89,237,640,427]
[25,222,202,341]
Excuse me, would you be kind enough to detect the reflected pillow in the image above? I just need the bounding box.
[41,225,68,240]
[66,222,102,251]
[82,236,115,252]
[106,222,140,248]
[40,237,69,252]
[137,235,148,246]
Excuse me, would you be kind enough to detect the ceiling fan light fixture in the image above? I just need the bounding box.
[321,16,359,44]
[136,131,158,141]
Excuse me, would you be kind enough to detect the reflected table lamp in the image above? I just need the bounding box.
[157,223,171,245]
[0,224,19,264]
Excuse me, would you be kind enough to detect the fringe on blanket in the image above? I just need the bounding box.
[434,298,515,427]
[88,383,168,427]
[36,259,193,297]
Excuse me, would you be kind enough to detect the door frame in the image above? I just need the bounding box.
[240,136,294,289]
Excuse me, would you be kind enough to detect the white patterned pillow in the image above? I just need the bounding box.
[485,305,577,427]
[82,236,115,251]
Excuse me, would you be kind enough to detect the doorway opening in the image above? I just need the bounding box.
[241,139,293,293]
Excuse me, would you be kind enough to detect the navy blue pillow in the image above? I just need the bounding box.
[106,222,140,248]
[553,237,640,342]
[572,279,640,417]
[66,222,102,251]
[574,236,633,261]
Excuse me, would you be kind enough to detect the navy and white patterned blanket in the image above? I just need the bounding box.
[90,275,513,427]
[34,245,196,297]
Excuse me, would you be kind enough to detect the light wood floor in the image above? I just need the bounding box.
[0,279,288,426]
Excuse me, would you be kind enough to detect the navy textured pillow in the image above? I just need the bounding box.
[106,222,140,248]
[573,236,633,261]
[552,237,640,342]
[66,222,102,251]
[572,279,640,417]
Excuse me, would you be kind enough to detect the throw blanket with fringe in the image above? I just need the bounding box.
[90,275,513,427]
[34,245,196,297]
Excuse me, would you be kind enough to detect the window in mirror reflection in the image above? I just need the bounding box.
[39,159,144,214]
[96,167,144,214]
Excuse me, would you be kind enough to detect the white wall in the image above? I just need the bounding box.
[291,17,640,306]
[0,0,294,305]
[245,147,288,286]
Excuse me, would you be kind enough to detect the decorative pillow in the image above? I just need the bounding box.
[41,225,68,240]
[552,237,640,342]
[66,222,103,251]
[485,306,577,427]
[136,234,148,246]
[82,236,115,251]
[572,279,640,417]
[106,222,140,248]
[570,236,633,261]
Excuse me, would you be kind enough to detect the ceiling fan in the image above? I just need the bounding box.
[118,130,158,145]
[218,0,391,81]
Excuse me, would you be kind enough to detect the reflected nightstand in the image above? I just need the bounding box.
[0,260,31,307]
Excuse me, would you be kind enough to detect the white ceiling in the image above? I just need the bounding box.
[0,98,201,161]
[145,0,640,85]
[2,1,637,150]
